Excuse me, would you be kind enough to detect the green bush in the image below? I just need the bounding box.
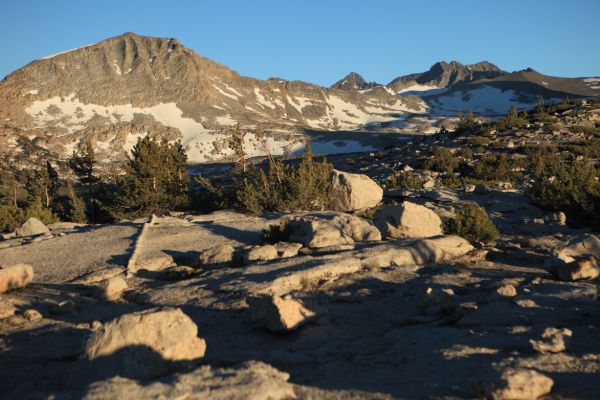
[497,105,528,131]
[385,172,425,190]
[233,154,333,215]
[423,146,458,174]
[0,205,25,232]
[24,198,56,225]
[447,202,499,243]
[528,154,600,229]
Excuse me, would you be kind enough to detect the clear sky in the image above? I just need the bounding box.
[1,0,599,86]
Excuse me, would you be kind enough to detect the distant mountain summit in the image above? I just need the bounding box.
[386,60,505,94]
[331,72,380,91]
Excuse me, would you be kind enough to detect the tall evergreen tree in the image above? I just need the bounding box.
[68,141,99,220]
[116,137,189,217]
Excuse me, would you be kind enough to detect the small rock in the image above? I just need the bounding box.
[0,264,34,293]
[530,327,572,353]
[244,245,278,263]
[90,320,103,330]
[248,295,316,332]
[14,217,50,237]
[50,300,77,315]
[197,244,236,267]
[132,254,174,272]
[557,256,599,281]
[480,368,553,400]
[515,299,538,308]
[23,309,43,322]
[275,242,302,258]
[0,302,16,319]
[495,285,517,298]
[97,276,128,301]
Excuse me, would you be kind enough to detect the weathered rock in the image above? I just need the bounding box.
[197,244,236,267]
[373,202,443,239]
[14,217,50,237]
[288,213,381,248]
[254,256,363,296]
[84,308,206,379]
[530,327,572,353]
[96,276,128,301]
[23,309,43,322]
[329,169,383,211]
[553,234,600,263]
[557,256,599,281]
[360,236,474,269]
[275,242,302,258]
[248,295,316,332]
[158,266,197,281]
[71,267,126,285]
[131,254,174,272]
[0,264,34,293]
[244,245,278,263]
[495,285,517,298]
[480,368,553,400]
[0,301,16,319]
[81,361,295,400]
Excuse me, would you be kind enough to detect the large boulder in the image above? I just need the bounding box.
[81,361,295,400]
[373,202,443,238]
[479,368,553,400]
[83,308,206,379]
[197,244,236,267]
[329,169,383,211]
[248,295,316,332]
[0,264,34,293]
[557,256,599,281]
[553,234,600,263]
[288,213,381,248]
[14,217,50,237]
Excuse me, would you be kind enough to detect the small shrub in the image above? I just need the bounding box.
[528,155,600,229]
[0,204,25,232]
[423,146,458,174]
[385,172,425,190]
[24,198,56,225]
[447,202,499,244]
[263,218,293,243]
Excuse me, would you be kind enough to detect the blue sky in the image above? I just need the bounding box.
[1,0,599,86]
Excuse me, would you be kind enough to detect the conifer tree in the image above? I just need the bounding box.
[117,136,189,217]
[68,141,99,220]
[62,182,87,223]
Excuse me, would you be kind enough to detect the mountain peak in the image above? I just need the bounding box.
[331,72,379,91]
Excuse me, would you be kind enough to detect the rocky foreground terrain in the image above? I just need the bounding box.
[1,166,599,399]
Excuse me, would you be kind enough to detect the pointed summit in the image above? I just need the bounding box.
[331,72,379,91]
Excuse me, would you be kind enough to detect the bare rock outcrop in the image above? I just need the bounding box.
[248,295,316,332]
[373,202,443,238]
[553,234,600,263]
[329,169,383,211]
[83,308,206,379]
[0,264,34,293]
[479,368,553,400]
[288,213,381,248]
[81,361,296,400]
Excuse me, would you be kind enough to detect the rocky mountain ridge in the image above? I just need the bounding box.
[0,32,598,167]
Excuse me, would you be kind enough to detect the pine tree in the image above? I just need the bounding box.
[63,182,87,223]
[229,122,247,173]
[117,137,190,217]
[68,141,99,220]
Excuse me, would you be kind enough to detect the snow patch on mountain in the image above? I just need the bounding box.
[430,86,534,115]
